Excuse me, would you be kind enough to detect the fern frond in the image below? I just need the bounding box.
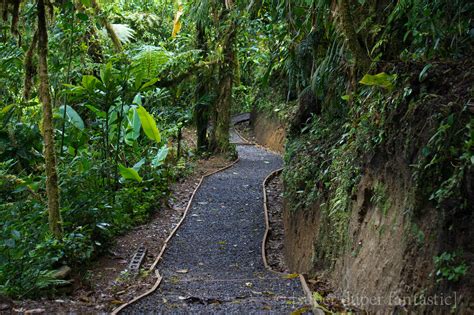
[131,45,171,79]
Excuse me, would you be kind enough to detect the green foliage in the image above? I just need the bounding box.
[359,73,397,91]
[1,0,472,300]
[136,104,161,143]
[119,163,143,182]
[434,252,469,282]
[0,0,195,296]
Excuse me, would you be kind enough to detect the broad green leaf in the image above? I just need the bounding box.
[58,105,84,130]
[134,72,144,91]
[341,94,350,101]
[80,0,91,7]
[133,93,142,106]
[137,106,161,143]
[125,107,141,145]
[119,164,143,182]
[140,78,159,90]
[151,146,169,167]
[100,62,114,88]
[359,72,397,90]
[81,75,101,91]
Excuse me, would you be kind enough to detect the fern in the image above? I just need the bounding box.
[130,45,202,81]
[131,45,171,79]
[0,44,22,68]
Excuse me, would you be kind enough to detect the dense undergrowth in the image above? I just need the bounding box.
[0,0,284,298]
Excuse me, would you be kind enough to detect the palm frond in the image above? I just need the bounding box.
[111,24,136,44]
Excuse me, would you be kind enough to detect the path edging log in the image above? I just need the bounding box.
[262,169,323,314]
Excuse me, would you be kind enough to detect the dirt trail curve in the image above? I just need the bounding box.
[120,114,308,314]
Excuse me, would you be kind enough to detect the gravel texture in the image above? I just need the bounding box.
[121,117,309,314]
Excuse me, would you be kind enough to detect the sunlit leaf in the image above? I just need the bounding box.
[133,158,146,172]
[119,164,143,182]
[151,146,169,167]
[172,5,184,38]
[125,107,141,145]
[137,106,161,143]
[359,72,397,90]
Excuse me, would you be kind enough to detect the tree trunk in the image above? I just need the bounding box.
[195,22,209,152]
[338,0,370,71]
[213,57,234,152]
[23,29,38,100]
[38,0,62,239]
[211,20,236,153]
[90,0,123,52]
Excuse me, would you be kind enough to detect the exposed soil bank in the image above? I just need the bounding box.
[282,60,474,313]
[250,111,286,153]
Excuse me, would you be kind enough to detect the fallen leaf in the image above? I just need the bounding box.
[284,273,299,279]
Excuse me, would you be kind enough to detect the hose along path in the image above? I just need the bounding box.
[118,114,309,314]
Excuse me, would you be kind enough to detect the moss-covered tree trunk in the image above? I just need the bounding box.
[195,22,209,152]
[210,17,237,153]
[38,0,62,239]
[338,0,370,71]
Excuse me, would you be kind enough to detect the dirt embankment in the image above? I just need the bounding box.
[249,111,286,153]
[282,60,474,313]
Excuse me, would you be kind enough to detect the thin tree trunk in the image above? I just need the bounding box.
[38,0,62,239]
[90,0,123,52]
[23,29,38,100]
[195,22,209,152]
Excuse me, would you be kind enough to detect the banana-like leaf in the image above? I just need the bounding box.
[119,163,143,182]
[58,105,85,130]
[137,106,161,143]
[172,5,184,38]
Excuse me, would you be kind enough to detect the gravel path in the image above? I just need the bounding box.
[121,117,308,314]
